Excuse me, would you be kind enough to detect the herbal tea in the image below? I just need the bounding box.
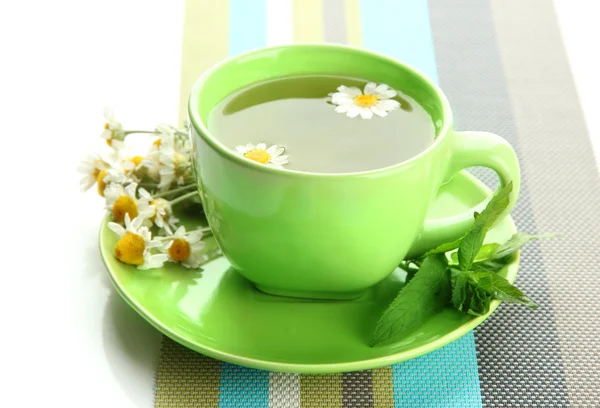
[207,75,436,173]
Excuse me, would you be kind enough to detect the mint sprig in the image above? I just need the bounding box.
[371,183,555,347]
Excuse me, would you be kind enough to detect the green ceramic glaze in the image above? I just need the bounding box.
[188,44,520,299]
[101,172,518,373]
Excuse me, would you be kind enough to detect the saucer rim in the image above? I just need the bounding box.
[100,173,518,373]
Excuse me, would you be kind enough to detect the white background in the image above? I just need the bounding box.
[0,1,597,407]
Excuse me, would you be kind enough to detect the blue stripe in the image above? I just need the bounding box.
[219,363,270,407]
[221,6,269,406]
[360,0,438,83]
[361,1,482,406]
[392,333,483,407]
[228,0,267,56]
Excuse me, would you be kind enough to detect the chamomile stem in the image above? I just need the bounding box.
[168,191,198,206]
[122,130,159,136]
[153,184,196,198]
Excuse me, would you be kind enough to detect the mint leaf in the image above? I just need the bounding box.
[469,270,538,309]
[371,254,450,347]
[451,243,500,264]
[492,232,559,260]
[418,237,463,260]
[457,182,513,271]
[451,271,469,310]
[451,270,492,316]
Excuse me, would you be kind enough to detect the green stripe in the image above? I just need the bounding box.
[300,374,342,407]
[178,0,229,125]
[371,367,394,408]
[154,339,222,407]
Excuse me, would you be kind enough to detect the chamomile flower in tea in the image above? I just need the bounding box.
[108,214,167,269]
[330,82,400,119]
[158,226,207,269]
[208,76,433,173]
[235,143,289,168]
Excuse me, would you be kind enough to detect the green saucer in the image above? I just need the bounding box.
[100,171,518,373]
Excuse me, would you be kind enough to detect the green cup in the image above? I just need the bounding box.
[188,44,520,300]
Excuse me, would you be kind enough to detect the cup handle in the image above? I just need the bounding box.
[405,130,521,259]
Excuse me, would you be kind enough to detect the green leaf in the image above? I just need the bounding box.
[469,270,538,309]
[450,243,500,264]
[457,182,513,271]
[451,270,492,316]
[371,254,450,347]
[418,237,463,260]
[451,271,469,310]
[492,232,559,260]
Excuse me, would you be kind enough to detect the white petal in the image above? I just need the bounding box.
[335,105,350,113]
[364,82,377,95]
[376,89,397,99]
[376,99,401,111]
[346,107,361,118]
[108,222,126,236]
[374,83,390,94]
[256,143,267,151]
[124,213,132,228]
[371,106,388,117]
[104,106,114,121]
[174,226,186,237]
[245,143,256,151]
[138,188,152,200]
[360,108,373,119]
[125,182,138,198]
[235,145,249,154]
[338,86,362,97]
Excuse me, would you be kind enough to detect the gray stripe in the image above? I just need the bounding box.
[269,372,300,408]
[322,0,347,44]
[429,0,571,406]
[491,0,600,405]
[342,370,374,408]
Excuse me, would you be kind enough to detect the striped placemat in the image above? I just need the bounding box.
[154,0,600,406]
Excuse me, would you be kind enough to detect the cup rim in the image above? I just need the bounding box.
[188,43,454,178]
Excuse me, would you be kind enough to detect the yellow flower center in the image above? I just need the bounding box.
[114,232,145,265]
[354,94,378,107]
[96,169,108,197]
[104,123,110,130]
[153,138,161,147]
[168,238,191,261]
[244,149,270,164]
[131,156,144,166]
[112,196,138,223]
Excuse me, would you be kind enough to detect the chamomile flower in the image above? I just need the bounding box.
[100,107,125,146]
[143,132,191,190]
[330,82,400,119]
[138,189,179,230]
[108,214,167,269]
[158,226,207,268]
[78,153,109,192]
[104,182,150,223]
[235,143,289,168]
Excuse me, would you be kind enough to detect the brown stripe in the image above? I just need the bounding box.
[300,374,342,407]
[342,370,374,408]
[491,0,600,405]
[429,0,572,405]
[371,367,394,408]
[154,338,221,407]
